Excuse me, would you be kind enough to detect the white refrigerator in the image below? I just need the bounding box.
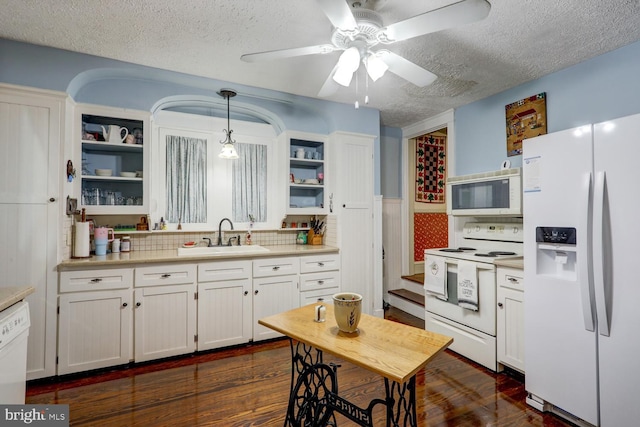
[523,112,640,427]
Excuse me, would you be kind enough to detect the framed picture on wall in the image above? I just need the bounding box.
[505,92,547,156]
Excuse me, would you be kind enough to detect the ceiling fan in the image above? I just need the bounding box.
[241,0,491,97]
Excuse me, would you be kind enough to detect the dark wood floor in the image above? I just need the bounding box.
[27,307,573,426]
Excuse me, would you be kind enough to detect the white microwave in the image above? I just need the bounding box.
[446,168,522,216]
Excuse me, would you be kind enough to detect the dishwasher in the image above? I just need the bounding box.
[0,300,30,404]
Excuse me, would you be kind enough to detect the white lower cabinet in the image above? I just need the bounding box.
[496,267,525,373]
[56,252,340,375]
[58,267,134,375]
[252,257,300,341]
[197,260,253,351]
[134,264,197,362]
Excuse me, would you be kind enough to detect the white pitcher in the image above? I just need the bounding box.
[101,125,129,144]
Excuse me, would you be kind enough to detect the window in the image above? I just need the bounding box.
[165,135,207,223]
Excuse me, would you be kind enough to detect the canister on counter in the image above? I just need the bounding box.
[121,236,131,252]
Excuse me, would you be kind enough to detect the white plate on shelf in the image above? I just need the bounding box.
[95,169,112,176]
[119,171,136,178]
[304,178,319,184]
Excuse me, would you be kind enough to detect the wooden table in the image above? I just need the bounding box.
[259,304,453,426]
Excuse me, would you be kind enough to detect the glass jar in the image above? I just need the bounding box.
[121,236,131,252]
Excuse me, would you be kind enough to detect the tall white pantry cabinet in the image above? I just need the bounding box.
[0,84,66,380]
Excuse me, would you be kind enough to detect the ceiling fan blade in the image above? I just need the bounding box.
[318,64,341,97]
[381,0,491,42]
[241,44,336,63]
[378,51,437,87]
[315,0,358,31]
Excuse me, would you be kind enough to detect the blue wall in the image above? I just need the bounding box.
[380,126,403,198]
[454,40,640,175]
[0,39,383,192]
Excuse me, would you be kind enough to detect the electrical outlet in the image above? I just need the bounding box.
[66,196,78,215]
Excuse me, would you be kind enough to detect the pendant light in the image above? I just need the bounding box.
[218,89,239,159]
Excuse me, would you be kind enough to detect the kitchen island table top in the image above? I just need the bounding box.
[259,303,452,384]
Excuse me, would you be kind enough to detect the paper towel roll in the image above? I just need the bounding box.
[74,222,90,258]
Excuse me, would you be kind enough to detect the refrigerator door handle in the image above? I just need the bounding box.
[593,170,611,336]
[579,172,595,332]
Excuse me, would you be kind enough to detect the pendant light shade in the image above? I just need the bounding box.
[218,89,239,159]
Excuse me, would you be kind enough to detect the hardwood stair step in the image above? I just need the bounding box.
[401,274,424,285]
[388,289,425,307]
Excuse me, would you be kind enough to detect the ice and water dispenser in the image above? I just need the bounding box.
[535,226,578,279]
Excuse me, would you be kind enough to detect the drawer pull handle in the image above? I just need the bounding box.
[508,277,520,283]
[161,274,171,278]
[272,266,280,271]
[318,262,325,267]
[90,278,102,283]
[318,280,324,285]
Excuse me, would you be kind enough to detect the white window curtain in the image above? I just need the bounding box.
[232,143,267,222]
[166,135,207,223]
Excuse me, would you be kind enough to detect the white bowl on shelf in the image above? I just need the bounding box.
[119,171,136,178]
[95,169,113,177]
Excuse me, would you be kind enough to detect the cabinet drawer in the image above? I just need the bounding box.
[300,271,340,292]
[60,268,133,292]
[300,288,338,307]
[198,260,252,282]
[497,267,524,292]
[253,257,299,277]
[135,264,196,287]
[300,253,340,274]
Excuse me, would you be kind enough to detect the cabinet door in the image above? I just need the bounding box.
[58,290,132,375]
[253,274,299,341]
[134,284,196,362]
[197,279,252,351]
[0,88,62,380]
[331,133,374,314]
[497,286,525,372]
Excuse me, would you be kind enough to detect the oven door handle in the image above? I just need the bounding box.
[444,259,495,270]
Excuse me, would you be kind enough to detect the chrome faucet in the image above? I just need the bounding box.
[217,218,234,246]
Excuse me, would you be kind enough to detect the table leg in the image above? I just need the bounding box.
[285,339,337,427]
[384,376,417,427]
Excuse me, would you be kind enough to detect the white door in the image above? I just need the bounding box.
[593,113,640,426]
[331,133,375,314]
[58,290,132,375]
[253,274,299,341]
[197,279,252,351]
[134,284,196,362]
[0,87,62,379]
[523,126,598,425]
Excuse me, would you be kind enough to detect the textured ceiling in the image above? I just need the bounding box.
[2,0,640,128]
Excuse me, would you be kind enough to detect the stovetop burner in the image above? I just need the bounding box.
[439,247,476,253]
[474,251,518,257]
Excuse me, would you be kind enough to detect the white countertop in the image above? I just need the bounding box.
[493,257,524,270]
[58,244,339,270]
[0,286,35,312]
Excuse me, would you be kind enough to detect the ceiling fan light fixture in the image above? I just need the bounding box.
[365,53,389,81]
[333,47,360,86]
[218,89,239,160]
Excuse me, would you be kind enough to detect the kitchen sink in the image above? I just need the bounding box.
[177,245,270,257]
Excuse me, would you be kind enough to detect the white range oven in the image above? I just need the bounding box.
[424,222,523,371]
